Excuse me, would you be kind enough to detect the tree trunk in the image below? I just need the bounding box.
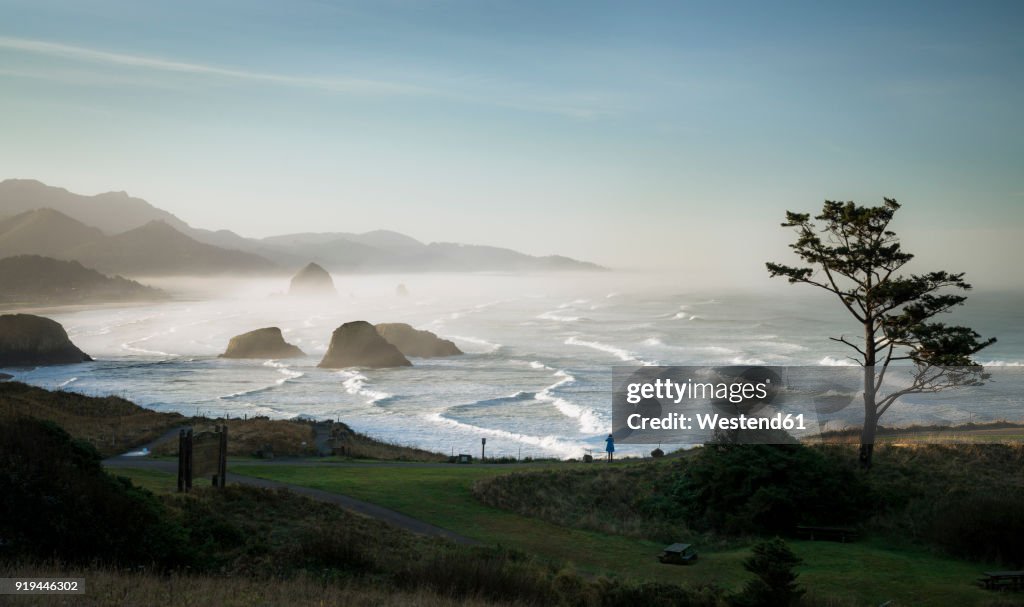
[859,366,877,470]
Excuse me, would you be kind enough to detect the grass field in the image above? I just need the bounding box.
[214,462,1020,606]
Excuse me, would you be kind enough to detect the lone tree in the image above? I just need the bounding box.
[766,199,995,469]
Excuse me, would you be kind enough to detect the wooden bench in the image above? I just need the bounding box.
[978,571,1024,591]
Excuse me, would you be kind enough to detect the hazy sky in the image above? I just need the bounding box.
[1,1,1022,284]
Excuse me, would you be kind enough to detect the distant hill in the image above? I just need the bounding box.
[0,179,605,273]
[0,255,166,306]
[0,208,106,257]
[0,209,277,277]
[258,232,603,272]
[68,220,277,276]
[0,179,188,235]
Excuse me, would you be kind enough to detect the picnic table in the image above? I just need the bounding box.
[978,571,1024,591]
[658,543,698,565]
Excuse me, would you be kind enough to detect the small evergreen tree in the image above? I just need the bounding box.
[733,538,804,607]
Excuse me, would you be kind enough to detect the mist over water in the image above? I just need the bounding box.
[5,272,1023,459]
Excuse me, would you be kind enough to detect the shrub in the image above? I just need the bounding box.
[925,489,1024,566]
[672,444,869,534]
[0,417,191,567]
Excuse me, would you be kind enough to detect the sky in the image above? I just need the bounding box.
[1,0,1022,285]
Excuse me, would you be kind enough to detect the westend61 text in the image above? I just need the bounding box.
[625,412,806,431]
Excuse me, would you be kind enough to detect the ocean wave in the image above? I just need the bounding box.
[750,340,807,352]
[220,384,278,400]
[449,335,502,353]
[529,360,554,370]
[981,360,1024,367]
[426,411,586,460]
[535,369,605,435]
[564,336,657,366]
[730,356,767,365]
[538,310,588,322]
[819,356,858,366]
[121,334,174,357]
[56,377,78,388]
[447,391,534,414]
[337,370,393,404]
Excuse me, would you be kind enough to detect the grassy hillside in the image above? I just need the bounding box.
[0,381,443,460]
[472,443,1024,566]
[0,381,185,457]
[229,461,1023,606]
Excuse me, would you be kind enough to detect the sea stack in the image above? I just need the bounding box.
[0,314,92,366]
[220,327,305,359]
[375,323,462,358]
[318,321,412,369]
[395,283,409,297]
[289,262,336,296]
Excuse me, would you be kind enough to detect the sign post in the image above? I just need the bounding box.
[481,437,486,462]
[177,425,227,492]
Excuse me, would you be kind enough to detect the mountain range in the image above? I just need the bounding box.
[0,179,603,277]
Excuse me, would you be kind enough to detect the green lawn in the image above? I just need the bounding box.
[228,462,1019,606]
[112,466,180,493]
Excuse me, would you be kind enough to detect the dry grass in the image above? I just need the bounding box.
[332,423,448,462]
[150,417,317,458]
[0,381,184,457]
[0,563,526,607]
[0,381,445,461]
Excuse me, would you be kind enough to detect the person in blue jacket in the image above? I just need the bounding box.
[605,433,615,462]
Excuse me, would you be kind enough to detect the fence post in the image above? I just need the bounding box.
[177,429,185,493]
[219,424,228,488]
[184,429,193,492]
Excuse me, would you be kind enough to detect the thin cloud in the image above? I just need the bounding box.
[0,35,618,118]
[0,35,432,96]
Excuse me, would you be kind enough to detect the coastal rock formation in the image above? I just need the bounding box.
[375,323,462,358]
[0,372,12,381]
[318,321,411,369]
[0,314,92,366]
[395,283,409,297]
[220,327,305,359]
[289,262,336,296]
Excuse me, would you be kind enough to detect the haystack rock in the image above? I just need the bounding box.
[318,321,411,369]
[220,327,305,359]
[0,314,92,366]
[375,323,463,358]
[289,262,336,296]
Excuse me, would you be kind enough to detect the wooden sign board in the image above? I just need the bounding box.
[177,425,228,492]
[192,432,221,478]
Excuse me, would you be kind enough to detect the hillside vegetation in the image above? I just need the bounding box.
[473,443,1024,567]
[0,381,443,460]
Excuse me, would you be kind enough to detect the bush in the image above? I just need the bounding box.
[672,444,869,534]
[925,489,1024,566]
[0,417,191,567]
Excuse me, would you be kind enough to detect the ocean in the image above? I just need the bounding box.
[5,272,1023,459]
